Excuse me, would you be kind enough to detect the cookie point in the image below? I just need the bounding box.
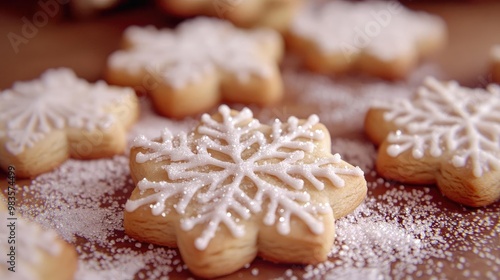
[472,165,483,178]
[218,104,230,112]
[309,114,320,123]
[287,116,299,125]
[194,237,208,251]
[354,166,364,176]
[423,76,438,85]
[332,153,342,162]
[124,199,138,212]
[387,144,402,157]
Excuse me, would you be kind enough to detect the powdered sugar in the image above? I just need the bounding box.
[277,183,500,279]
[19,155,130,245]
[75,246,180,280]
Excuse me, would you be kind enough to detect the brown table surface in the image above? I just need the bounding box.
[1,1,499,280]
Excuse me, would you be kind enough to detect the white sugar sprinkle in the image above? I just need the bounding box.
[251,268,259,276]
[279,184,499,279]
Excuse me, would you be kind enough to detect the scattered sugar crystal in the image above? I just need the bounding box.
[292,185,500,279]
[251,268,259,276]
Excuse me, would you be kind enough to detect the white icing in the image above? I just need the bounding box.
[108,17,277,89]
[0,68,135,155]
[380,77,500,177]
[126,105,363,250]
[291,1,445,61]
[0,212,62,280]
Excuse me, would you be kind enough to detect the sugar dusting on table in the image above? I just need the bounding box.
[296,184,500,280]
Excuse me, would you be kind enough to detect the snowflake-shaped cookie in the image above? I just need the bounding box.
[288,0,446,79]
[365,77,500,207]
[0,199,78,280]
[106,17,283,118]
[125,105,366,278]
[0,68,139,178]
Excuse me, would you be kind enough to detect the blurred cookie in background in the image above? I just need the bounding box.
[287,0,447,80]
[106,18,284,118]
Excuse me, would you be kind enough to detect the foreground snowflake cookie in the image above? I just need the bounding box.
[365,77,500,207]
[0,199,78,280]
[288,0,446,79]
[106,17,284,118]
[156,0,303,32]
[125,105,367,278]
[0,68,139,178]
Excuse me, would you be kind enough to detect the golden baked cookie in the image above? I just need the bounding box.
[287,0,446,79]
[0,198,78,280]
[0,68,139,178]
[365,77,500,207]
[156,0,303,33]
[106,17,284,118]
[125,105,367,278]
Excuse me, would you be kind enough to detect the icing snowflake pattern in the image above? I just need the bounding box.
[0,68,132,155]
[108,17,276,89]
[126,105,363,250]
[382,77,500,177]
